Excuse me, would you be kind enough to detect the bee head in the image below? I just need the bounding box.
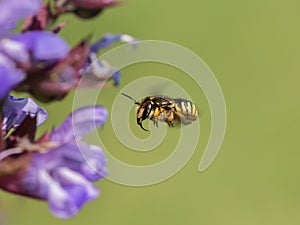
[121,93,152,131]
[136,101,153,131]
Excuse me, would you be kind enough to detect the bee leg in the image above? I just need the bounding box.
[167,112,174,127]
[153,119,159,127]
[167,121,174,127]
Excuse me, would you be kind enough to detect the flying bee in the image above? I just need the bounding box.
[121,93,198,131]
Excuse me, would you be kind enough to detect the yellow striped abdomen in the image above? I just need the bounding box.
[173,98,198,124]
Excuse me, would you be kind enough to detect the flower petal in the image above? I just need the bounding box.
[0,0,41,38]
[83,56,121,86]
[22,147,104,218]
[38,169,79,218]
[54,167,99,201]
[90,33,137,54]
[2,96,47,131]
[112,70,121,86]
[11,31,69,61]
[51,106,108,142]
[0,39,29,63]
[1,106,108,219]
[27,141,107,181]
[0,66,24,103]
[78,143,108,181]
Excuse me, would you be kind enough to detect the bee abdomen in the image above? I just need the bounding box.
[174,98,198,121]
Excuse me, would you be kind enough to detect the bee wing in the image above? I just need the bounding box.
[146,81,172,96]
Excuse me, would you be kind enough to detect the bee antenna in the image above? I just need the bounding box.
[121,93,140,105]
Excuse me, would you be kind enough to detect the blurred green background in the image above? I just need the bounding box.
[2,0,300,224]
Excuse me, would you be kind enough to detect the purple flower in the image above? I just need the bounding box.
[82,54,121,87]
[0,38,30,64]
[90,33,137,54]
[0,38,33,102]
[0,31,69,102]
[0,0,43,100]
[0,0,135,219]
[0,106,108,218]
[2,96,47,132]
[0,0,41,38]
[81,34,136,87]
[4,31,70,101]
[11,31,69,62]
[0,66,25,103]
[12,33,136,102]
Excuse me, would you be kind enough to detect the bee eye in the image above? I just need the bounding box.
[147,103,152,110]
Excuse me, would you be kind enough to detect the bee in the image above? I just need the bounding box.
[121,93,198,131]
